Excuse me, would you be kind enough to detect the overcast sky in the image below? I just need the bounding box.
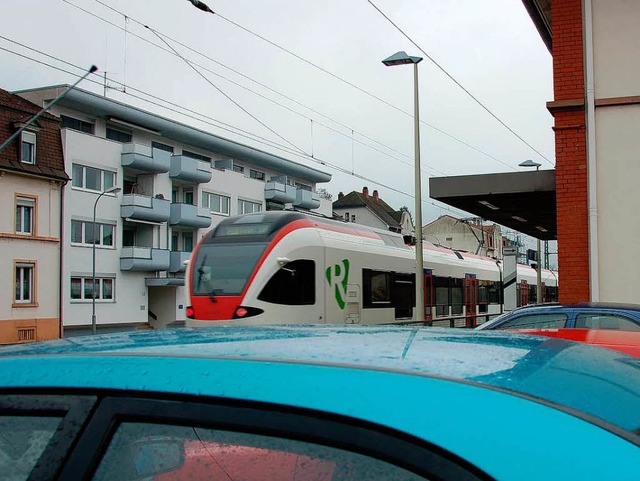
[0,0,554,233]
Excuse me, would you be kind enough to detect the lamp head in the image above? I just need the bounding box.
[382,51,423,66]
[105,187,121,195]
[519,159,542,170]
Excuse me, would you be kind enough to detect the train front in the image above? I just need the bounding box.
[186,212,307,324]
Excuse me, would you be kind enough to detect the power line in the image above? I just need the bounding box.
[144,25,307,156]
[366,0,554,167]
[0,44,470,218]
[71,0,518,172]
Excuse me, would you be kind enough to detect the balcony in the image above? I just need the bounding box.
[120,247,170,271]
[121,144,170,174]
[265,180,296,204]
[169,155,212,184]
[169,251,191,273]
[169,203,212,228]
[293,188,320,210]
[121,194,170,223]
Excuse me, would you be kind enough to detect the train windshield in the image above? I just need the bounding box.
[192,242,268,296]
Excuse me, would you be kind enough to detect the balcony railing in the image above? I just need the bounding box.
[169,251,191,273]
[120,247,170,271]
[169,203,212,229]
[121,194,170,223]
[121,144,170,174]
[169,155,212,184]
[265,180,296,204]
[293,188,320,209]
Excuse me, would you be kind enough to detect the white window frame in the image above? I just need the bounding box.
[20,131,36,164]
[238,199,262,215]
[15,196,35,235]
[15,262,35,304]
[70,277,115,302]
[72,164,116,193]
[202,192,230,216]
[70,220,115,248]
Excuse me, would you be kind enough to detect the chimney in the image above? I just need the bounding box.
[338,192,344,200]
[373,190,379,201]
[362,186,369,198]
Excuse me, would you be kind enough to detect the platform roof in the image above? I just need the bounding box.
[429,170,556,240]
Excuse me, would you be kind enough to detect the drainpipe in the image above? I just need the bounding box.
[58,180,65,339]
[584,0,599,301]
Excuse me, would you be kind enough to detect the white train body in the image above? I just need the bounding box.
[187,212,558,327]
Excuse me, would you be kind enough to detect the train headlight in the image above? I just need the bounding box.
[233,306,264,319]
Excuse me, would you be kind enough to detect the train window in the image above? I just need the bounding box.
[451,278,463,316]
[363,270,392,308]
[478,285,488,314]
[393,273,414,319]
[434,277,449,317]
[258,260,315,305]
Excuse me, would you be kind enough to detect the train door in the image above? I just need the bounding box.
[519,280,529,306]
[324,251,360,324]
[424,271,433,321]
[541,282,546,303]
[464,275,478,328]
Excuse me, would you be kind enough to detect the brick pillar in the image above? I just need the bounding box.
[550,0,590,303]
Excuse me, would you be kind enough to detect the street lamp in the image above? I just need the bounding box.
[518,159,543,303]
[92,186,121,335]
[383,51,425,322]
[519,159,542,171]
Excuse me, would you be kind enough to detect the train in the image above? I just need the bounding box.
[186,211,558,327]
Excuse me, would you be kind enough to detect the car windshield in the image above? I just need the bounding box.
[192,242,268,296]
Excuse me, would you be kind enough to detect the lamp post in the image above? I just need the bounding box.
[518,159,543,303]
[383,51,425,322]
[92,186,121,335]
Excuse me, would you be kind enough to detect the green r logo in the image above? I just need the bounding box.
[326,259,350,310]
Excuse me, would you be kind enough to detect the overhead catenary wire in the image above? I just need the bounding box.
[366,0,554,167]
[67,0,518,173]
[0,43,470,219]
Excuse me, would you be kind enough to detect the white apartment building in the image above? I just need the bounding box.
[17,86,332,335]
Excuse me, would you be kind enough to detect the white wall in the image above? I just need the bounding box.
[591,0,640,302]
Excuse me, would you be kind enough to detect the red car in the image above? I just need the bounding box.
[510,328,640,357]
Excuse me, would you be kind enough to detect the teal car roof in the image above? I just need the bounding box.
[0,326,639,437]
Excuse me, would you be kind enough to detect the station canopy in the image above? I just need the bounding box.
[429,170,556,241]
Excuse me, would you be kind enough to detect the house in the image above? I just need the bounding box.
[422,215,502,259]
[16,85,332,335]
[0,88,68,344]
[332,187,413,236]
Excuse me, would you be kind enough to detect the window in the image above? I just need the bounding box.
[451,278,463,316]
[363,270,392,308]
[106,127,132,143]
[182,232,193,252]
[249,169,265,181]
[71,220,114,247]
[202,192,230,215]
[60,115,94,134]
[344,212,350,222]
[351,214,356,223]
[183,189,194,205]
[0,415,62,479]
[72,164,116,192]
[232,163,244,173]
[21,131,36,164]
[575,313,640,331]
[14,263,35,304]
[434,276,449,317]
[393,273,414,319]
[499,313,568,330]
[93,421,428,481]
[70,277,114,301]
[182,150,210,162]
[238,199,262,215]
[15,196,35,235]
[258,260,315,305]
[151,141,173,153]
